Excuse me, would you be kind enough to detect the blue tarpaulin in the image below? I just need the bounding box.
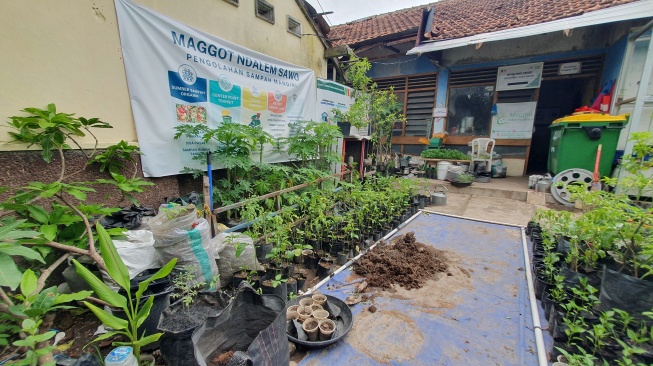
[298,212,550,365]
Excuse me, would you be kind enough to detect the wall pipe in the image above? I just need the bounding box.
[305,210,423,294]
[521,228,548,366]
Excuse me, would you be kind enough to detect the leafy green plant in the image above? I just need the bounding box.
[1,104,155,362]
[73,223,177,363]
[455,173,474,183]
[1,269,92,366]
[421,148,471,160]
[171,266,207,317]
[334,54,404,171]
[270,274,287,288]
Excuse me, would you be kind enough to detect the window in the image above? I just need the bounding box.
[376,73,438,137]
[287,16,301,36]
[255,0,274,24]
[223,0,239,6]
[446,86,494,136]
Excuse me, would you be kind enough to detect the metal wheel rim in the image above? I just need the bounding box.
[550,168,594,206]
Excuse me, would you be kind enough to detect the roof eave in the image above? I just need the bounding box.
[407,0,653,55]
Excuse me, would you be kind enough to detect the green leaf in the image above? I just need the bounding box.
[31,287,57,311]
[66,188,87,201]
[41,136,53,163]
[135,258,177,300]
[26,206,49,224]
[135,295,154,329]
[20,269,38,298]
[37,224,57,242]
[96,223,130,291]
[42,182,62,198]
[91,330,123,343]
[73,259,127,308]
[22,318,37,331]
[13,338,36,348]
[33,331,56,343]
[0,244,45,263]
[83,301,128,330]
[0,253,22,290]
[53,290,93,305]
[132,332,163,347]
[0,220,40,240]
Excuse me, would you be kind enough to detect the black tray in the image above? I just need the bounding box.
[285,294,353,349]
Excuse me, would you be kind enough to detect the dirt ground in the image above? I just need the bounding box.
[354,232,450,290]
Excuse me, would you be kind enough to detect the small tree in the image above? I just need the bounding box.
[334,54,404,172]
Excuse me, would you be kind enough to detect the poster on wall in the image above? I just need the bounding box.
[490,102,538,139]
[496,62,543,91]
[315,78,355,173]
[114,0,316,177]
[315,78,360,132]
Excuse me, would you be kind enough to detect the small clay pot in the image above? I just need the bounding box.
[299,297,314,307]
[311,294,327,306]
[318,318,336,341]
[297,305,312,322]
[312,309,329,320]
[302,318,319,342]
[309,304,323,312]
[286,305,299,321]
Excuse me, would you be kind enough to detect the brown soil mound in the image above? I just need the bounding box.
[354,232,448,290]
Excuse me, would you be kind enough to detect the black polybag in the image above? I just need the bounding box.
[192,282,288,366]
[99,205,156,230]
[157,291,232,366]
[164,191,202,206]
[599,266,653,319]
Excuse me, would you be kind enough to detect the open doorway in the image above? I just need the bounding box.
[528,78,594,174]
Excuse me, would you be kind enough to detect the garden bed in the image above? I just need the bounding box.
[296,213,543,365]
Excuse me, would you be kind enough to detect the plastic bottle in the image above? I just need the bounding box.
[104,346,138,366]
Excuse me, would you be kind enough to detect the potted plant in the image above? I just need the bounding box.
[451,173,474,187]
[157,266,229,365]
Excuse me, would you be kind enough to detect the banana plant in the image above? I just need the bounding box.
[74,223,177,363]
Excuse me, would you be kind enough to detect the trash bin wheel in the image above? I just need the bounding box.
[550,168,594,206]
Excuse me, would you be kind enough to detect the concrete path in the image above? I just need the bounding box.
[423,193,541,227]
[416,176,568,227]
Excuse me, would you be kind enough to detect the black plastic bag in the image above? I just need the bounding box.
[99,205,156,230]
[599,266,653,319]
[192,282,288,366]
[157,291,232,366]
[164,191,202,206]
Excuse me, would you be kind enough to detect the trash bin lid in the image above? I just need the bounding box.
[552,113,629,125]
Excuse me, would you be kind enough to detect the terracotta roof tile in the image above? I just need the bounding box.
[329,0,638,46]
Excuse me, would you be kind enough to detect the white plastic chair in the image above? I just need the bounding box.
[470,138,495,173]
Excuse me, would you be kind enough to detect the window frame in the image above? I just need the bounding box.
[255,0,275,24]
[287,15,301,37]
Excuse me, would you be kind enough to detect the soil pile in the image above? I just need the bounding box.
[354,232,448,289]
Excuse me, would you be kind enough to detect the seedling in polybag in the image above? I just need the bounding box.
[172,265,207,317]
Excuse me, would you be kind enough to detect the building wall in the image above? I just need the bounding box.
[0,0,326,149]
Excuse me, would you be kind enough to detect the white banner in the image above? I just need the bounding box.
[115,0,316,177]
[490,102,537,139]
[496,62,543,91]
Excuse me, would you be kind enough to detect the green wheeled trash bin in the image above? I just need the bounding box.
[548,113,629,177]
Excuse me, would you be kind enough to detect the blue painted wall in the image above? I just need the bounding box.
[599,34,628,93]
